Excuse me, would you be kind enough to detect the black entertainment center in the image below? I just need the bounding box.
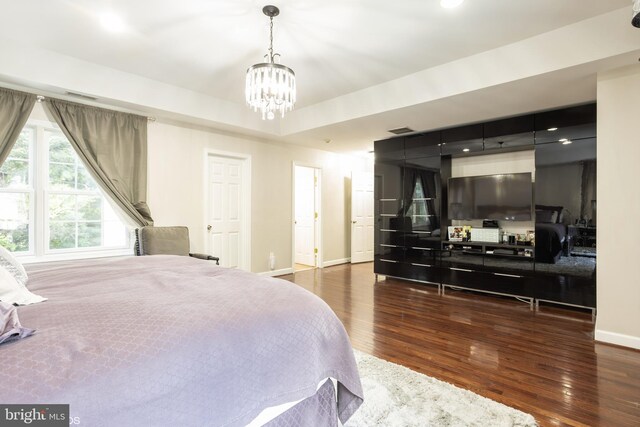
[374,104,597,315]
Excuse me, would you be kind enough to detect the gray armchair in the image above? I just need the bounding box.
[134,226,219,265]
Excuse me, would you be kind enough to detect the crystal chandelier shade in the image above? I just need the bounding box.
[245,6,296,120]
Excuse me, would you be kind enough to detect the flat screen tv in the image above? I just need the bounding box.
[448,173,532,221]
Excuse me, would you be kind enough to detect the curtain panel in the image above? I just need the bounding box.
[0,88,37,166]
[580,160,597,223]
[45,99,153,226]
[418,169,440,231]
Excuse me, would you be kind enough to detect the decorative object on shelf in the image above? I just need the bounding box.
[463,225,472,241]
[471,227,500,243]
[482,219,499,228]
[526,230,535,246]
[246,5,296,120]
[448,226,465,242]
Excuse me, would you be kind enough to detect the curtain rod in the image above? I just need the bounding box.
[35,94,156,122]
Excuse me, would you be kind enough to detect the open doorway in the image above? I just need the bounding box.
[293,164,321,272]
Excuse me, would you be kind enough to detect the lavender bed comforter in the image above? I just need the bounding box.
[0,256,363,426]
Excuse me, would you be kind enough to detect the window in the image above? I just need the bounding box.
[0,123,129,259]
[0,129,33,252]
[407,179,431,229]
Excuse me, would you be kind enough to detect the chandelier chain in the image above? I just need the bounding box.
[268,17,274,63]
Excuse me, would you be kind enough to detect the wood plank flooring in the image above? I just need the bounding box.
[280,262,640,427]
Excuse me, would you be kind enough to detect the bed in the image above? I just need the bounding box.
[0,255,363,426]
[535,222,568,264]
[534,205,570,264]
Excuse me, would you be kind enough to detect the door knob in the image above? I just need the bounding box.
[352,220,357,224]
[207,225,212,231]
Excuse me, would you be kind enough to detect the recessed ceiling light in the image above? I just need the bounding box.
[562,140,573,145]
[100,12,126,33]
[547,127,558,131]
[462,148,470,152]
[441,0,464,8]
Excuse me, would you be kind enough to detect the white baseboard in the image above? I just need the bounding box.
[323,258,351,268]
[258,268,294,277]
[595,329,640,350]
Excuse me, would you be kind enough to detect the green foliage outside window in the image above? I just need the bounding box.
[0,131,30,188]
[0,127,119,253]
[47,133,102,250]
[0,131,32,252]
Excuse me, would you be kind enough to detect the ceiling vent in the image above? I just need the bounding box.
[66,92,98,101]
[387,126,414,135]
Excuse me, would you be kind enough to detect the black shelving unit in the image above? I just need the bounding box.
[373,103,597,315]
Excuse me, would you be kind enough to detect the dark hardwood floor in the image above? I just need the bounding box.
[280,262,640,427]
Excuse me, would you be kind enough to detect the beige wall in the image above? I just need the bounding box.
[595,65,640,349]
[451,150,535,178]
[147,121,371,273]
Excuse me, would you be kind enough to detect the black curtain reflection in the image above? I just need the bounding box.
[399,166,439,231]
[401,167,418,215]
[580,160,596,223]
[419,169,440,231]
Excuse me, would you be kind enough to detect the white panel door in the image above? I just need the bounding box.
[208,156,243,268]
[351,171,374,263]
[295,166,316,266]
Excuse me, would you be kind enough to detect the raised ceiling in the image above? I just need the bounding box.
[0,0,638,153]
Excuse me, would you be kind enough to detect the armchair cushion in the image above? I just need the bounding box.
[135,226,220,264]
[137,226,190,256]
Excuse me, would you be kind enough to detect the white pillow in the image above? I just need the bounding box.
[0,266,47,306]
[0,245,28,286]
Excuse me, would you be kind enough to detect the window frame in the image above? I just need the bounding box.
[0,119,133,263]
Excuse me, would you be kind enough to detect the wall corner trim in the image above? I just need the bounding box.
[594,329,640,350]
[323,258,351,268]
[257,268,294,277]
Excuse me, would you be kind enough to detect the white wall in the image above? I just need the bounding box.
[147,121,371,273]
[595,65,640,349]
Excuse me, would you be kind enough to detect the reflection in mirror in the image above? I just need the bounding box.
[535,138,596,279]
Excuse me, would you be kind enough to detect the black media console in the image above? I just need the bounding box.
[374,104,597,315]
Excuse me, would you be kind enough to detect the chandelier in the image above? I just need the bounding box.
[246,5,296,120]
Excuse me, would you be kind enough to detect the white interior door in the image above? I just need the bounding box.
[208,155,243,269]
[294,166,316,266]
[351,171,374,263]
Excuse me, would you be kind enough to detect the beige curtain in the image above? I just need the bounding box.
[45,99,153,226]
[0,88,37,166]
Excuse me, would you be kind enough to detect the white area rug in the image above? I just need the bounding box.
[345,350,537,427]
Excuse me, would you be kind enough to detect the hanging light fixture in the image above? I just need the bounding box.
[246,5,296,120]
